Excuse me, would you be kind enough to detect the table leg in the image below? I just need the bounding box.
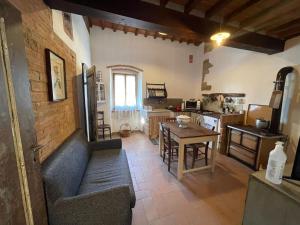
[211,139,217,173]
[177,141,184,180]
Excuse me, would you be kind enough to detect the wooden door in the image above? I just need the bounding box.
[0,1,47,224]
[82,64,97,141]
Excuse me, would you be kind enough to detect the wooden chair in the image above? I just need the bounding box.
[166,117,177,122]
[97,111,112,140]
[185,124,215,169]
[161,123,179,172]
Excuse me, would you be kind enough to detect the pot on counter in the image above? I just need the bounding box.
[256,118,270,129]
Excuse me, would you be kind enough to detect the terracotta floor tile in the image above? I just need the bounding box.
[123,132,252,225]
[142,197,160,221]
[136,190,152,200]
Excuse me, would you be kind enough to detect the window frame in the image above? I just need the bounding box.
[112,72,138,110]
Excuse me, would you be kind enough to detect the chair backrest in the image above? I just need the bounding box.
[166,117,176,122]
[161,123,171,151]
[195,115,204,126]
[97,111,104,124]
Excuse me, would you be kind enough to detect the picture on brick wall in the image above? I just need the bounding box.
[62,12,73,40]
[45,49,67,101]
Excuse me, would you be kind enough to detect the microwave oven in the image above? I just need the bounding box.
[185,100,201,110]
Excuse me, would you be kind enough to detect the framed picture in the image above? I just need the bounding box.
[45,49,67,101]
[62,12,73,40]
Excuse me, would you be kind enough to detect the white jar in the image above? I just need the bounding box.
[265,141,287,184]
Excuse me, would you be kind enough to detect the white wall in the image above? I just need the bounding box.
[201,37,300,159]
[90,26,300,159]
[90,27,202,131]
[90,28,202,100]
[52,10,91,73]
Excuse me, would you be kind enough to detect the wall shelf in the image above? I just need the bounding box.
[146,83,167,99]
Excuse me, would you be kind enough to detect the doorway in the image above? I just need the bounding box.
[0,1,47,224]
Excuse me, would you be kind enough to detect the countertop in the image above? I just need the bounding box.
[142,108,243,119]
[252,165,300,204]
[227,124,286,139]
[169,109,242,119]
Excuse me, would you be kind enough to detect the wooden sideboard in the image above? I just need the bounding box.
[227,125,286,170]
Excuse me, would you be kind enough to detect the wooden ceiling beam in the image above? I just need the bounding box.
[100,20,105,30]
[224,0,260,23]
[184,0,197,14]
[205,0,232,19]
[194,41,201,46]
[112,24,116,32]
[274,24,300,39]
[254,7,300,33]
[285,32,300,40]
[123,25,128,34]
[160,0,169,7]
[240,0,300,29]
[44,0,285,54]
[268,18,300,34]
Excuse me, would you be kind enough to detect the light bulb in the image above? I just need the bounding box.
[210,32,230,46]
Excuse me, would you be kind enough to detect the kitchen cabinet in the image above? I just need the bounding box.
[243,165,300,225]
[227,124,286,170]
[219,113,245,154]
[141,109,171,139]
[148,115,170,139]
[170,111,191,117]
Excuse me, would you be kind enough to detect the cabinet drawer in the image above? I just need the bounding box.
[229,144,255,166]
[242,134,258,150]
[231,130,241,143]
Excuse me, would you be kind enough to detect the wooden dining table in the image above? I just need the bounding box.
[159,122,220,180]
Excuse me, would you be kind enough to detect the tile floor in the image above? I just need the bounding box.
[122,132,253,225]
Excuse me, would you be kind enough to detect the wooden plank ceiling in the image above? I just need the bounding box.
[44,0,300,54]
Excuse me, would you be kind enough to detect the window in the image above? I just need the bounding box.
[113,73,137,110]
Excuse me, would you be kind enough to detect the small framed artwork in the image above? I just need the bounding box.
[45,49,67,101]
[62,12,73,40]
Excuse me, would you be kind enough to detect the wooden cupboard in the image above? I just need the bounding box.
[227,124,286,170]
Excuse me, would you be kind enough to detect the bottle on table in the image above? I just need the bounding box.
[266,141,287,185]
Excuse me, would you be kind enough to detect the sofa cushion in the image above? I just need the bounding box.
[42,130,90,206]
[78,148,136,207]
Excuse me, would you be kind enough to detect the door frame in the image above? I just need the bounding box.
[0,1,47,224]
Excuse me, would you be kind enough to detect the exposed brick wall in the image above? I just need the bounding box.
[9,0,79,162]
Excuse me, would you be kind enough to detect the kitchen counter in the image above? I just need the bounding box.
[227,124,287,170]
[227,124,286,139]
[243,165,300,225]
[168,108,242,119]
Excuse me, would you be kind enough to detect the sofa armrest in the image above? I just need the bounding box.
[53,185,131,225]
[88,139,122,151]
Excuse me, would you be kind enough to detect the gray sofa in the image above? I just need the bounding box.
[42,130,135,225]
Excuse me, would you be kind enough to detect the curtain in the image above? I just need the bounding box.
[111,110,142,133]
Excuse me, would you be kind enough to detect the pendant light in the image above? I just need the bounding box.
[210,18,230,46]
